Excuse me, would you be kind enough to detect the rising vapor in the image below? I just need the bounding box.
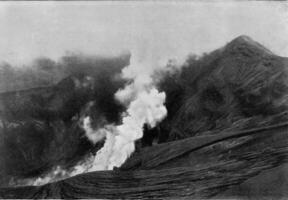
[87,49,168,170]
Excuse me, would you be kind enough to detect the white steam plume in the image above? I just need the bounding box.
[87,49,168,170]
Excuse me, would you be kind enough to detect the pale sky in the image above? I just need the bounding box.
[0,1,287,65]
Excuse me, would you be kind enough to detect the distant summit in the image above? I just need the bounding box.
[225,35,274,56]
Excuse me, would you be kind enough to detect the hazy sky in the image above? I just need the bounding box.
[0,1,287,65]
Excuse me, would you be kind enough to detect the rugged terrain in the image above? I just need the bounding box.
[0,35,288,199]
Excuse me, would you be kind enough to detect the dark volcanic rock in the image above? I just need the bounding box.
[0,56,129,185]
[157,35,288,142]
[0,79,95,184]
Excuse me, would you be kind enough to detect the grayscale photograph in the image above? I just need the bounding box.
[0,1,288,199]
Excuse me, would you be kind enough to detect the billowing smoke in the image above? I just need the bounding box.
[86,49,168,170]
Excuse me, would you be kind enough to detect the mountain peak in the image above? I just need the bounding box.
[232,35,254,43]
[226,35,273,55]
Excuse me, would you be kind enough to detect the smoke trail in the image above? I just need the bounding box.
[83,117,106,144]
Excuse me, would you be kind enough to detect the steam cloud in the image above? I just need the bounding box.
[86,49,168,170]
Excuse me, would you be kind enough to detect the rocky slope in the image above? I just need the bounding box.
[0,122,287,199]
[157,35,288,142]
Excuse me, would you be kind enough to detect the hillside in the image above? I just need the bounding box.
[0,35,288,199]
[157,35,288,142]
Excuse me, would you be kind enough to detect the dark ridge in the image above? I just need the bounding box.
[226,35,274,55]
[155,35,288,143]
